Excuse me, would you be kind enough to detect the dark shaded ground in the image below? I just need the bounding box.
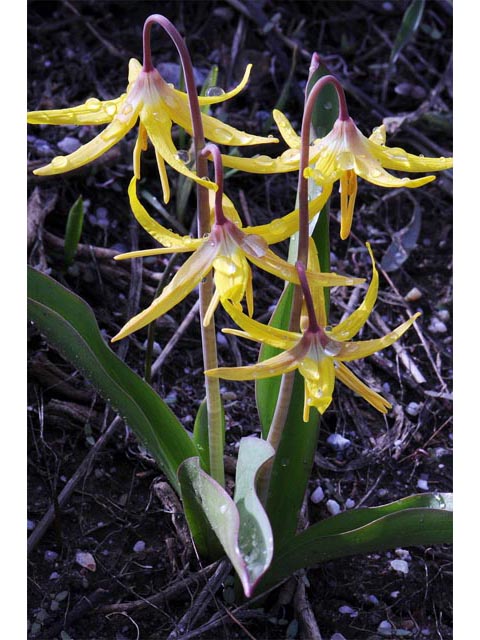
[27,1,453,639]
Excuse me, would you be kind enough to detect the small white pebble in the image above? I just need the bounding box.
[310,486,325,504]
[327,433,351,451]
[57,136,82,154]
[390,590,400,598]
[44,550,59,562]
[428,317,448,334]
[378,620,393,631]
[367,594,379,605]
[326,499,341,516]
[338,605,357,617]
[404,287,422,302]
[395,548,412,561]
[345,498,355,509]
[437,309,450,322]
[417,476,429,491]
[75,551,96,572]
[390,559,409,575]
[49,572,60,580]
[27,519,36,531]
[377,488,388,498]
[406,402,421,416]
[133,540,146,553]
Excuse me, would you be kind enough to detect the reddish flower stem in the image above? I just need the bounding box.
[142,15,224,487]
[200,143,228,226]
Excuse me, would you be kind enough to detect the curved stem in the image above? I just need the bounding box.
[142,15,224,487]
[200,143,227,225]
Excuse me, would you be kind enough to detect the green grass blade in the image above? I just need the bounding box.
[27,266,197,492]
[390,0,426,66]
[64,195,84,267]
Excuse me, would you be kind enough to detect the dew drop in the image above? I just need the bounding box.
[51,156,69,169]
[254,155,274,167]
[337,151,355,170]
[219,504,228,514]
[106,103,117,116]
[86,97,101,111]
[323,101,333,110]
[213,128,234,144]
[368,167,383,178]
[206,86,225,97]
[122,102,133,116]
[280,148,300,164]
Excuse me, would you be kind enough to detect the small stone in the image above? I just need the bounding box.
[421,628,431,636]
[27,519,36,531]
[327,433,351,451]
[390,590,400,598]
[377,488,388,498]
[44,550,59,562]
[437,309,450,322]
[338,605,357,617]
[345,498,355,509]
[75,551,96,572]
[326,499,341,515]
[404,287,422,302]
[367,594,379,605]
[417,475,429,491]
[405,402,421,416]
[395,548,412,561]
[49,572,60,580]
[57,136,81,154]
[428,317,448,334]
[390,559,409,575]
[310,486,325,504]
[378,620,393,631]
[216,332,229,348]
[331,634,347,640]
[133,540,146,553]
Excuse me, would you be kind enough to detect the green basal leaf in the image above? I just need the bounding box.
[258,493,452,593]
[27,267,196,492]
[178,436,274,596]
[64,195,84,267]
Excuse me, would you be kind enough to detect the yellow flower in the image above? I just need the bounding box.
[206,244,420,420]
[111,177,362,341]
[27,59,277,202]
[220,110,453,239]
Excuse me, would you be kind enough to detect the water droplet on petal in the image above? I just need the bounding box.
[51,156,69,169]
[212,128,234,144]
[206,86,225,97]
[254,155,274,167]
[86,97,102,111]
[323,101,333,110]
[280,148,300,165]
[368,167,383,178]
[106,103,117,116]
[337,151,355,170]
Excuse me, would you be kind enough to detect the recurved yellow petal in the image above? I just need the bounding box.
[221,300,298,350]
[196,64,253,106]
[329,243,378,341]
[27,96,126,126]
[206,348,300,381]
[335,362,391,413]
[141,108,217,193]
[336,313,421,362]
[33,100,141,176]
[128,176,202,249]
[112,241,217,342]
[353,155,436,189]
[243,186,332,245]
[272,109,301,149]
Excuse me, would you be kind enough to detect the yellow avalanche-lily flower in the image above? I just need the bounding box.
[111,177,361,341]
[207,244,420,420]
[27,59,276,202]
[221,109,453,239]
